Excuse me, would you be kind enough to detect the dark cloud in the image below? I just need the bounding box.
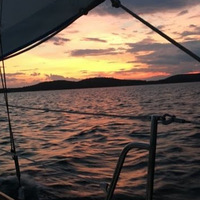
[156,25,165,30]
[189,24,197,28]
[177,10,188,16]
[71,48,118,57]
[45,74,65,80]
[6,72,25,76]
[126,38,162,53]
[20,68,38,72]
[50,36,70,45]
[6,77,18,82]
[180,26,200,37]
[45,74,79,82]
[5,73,27,87]
[112,67,169,80]
[126,39,200,75]
[31,72,40,76]
[93,0,200,15]
[181,30,199,37]
[80,70,89,74]
[83,37,107,43]
[126,60,136,63]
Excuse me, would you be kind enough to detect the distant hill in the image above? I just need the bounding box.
[7,77,146,92]
[21,80,77,91]
[157,73,200,84]
[1,73,200,93]
[77,77,146,88]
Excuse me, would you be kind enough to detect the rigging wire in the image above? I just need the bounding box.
[0,54,23,189]
[111,0,200,63]
[0,1,23,197]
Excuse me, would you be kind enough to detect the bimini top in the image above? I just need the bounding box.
[0,0,105,60]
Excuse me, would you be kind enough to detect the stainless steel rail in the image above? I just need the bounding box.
[105,115,160,200]
[146,116,160,200]
[105,142,149,200]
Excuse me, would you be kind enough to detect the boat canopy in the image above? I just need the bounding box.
[0,0,105,60]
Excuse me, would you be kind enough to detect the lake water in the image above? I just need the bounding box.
[0,82,200,200]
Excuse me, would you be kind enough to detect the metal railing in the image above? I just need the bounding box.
[105,142,149,200]
[105,114,186,200]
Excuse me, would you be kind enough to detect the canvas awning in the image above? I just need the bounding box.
[0,0,105,60]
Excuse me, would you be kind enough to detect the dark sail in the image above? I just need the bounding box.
[0,0,104,60]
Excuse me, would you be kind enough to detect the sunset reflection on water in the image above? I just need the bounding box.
[0,83,200,200]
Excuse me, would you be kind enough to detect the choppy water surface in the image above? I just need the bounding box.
[0,82,200,200]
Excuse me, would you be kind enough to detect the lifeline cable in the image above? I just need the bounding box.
[0,103,199,125]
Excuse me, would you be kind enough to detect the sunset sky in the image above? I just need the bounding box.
[3,0,200,88]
